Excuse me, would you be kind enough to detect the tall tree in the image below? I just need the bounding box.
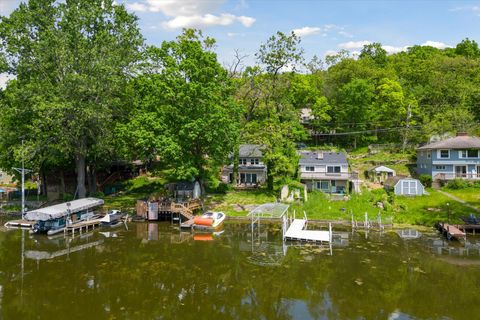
[119,29,241,190]
[0,0,144,198]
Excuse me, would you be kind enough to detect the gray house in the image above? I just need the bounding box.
[222,144,267,187]
[299,151,350,194]
[384,176,425,196]
[417,133,480,181]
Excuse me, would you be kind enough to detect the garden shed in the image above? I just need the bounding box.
[369,165,396,183]
[384,176,425,196]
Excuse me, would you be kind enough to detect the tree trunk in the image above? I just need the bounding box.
[75,153,87,199]
[232,146,239,185]
[41,170,48,197]
[59,170,65,198]
[267,161,274,191]
[91,165,97,193]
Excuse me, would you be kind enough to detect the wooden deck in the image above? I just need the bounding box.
[65,219,102,235]
[438,223,466,241]
[284,219,332,243]
[180,219,195,229]
[4,219,35,229]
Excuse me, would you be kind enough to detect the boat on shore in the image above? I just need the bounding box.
[99,210,125,227]
[25,198,104,235]
[193,211,226,230]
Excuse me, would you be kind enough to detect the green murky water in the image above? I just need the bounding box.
[0,221,480,319]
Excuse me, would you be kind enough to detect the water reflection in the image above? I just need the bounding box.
[0,222,479,319]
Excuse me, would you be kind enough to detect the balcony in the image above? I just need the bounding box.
[300,172,355,180]
[434,173,480,180]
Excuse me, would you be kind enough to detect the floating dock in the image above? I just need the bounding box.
[4,219,35,229]
[437,222,466,241]
[65,219,102,236]
[284,219,332,243]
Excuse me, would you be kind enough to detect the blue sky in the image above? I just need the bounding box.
[1,0,480,67]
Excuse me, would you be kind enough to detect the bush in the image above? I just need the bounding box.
[446,178,470,190]
[419,174,432,188]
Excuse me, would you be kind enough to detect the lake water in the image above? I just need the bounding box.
[1,221,480,319]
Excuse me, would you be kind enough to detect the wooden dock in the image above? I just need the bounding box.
[180,219,195,229]
[4,219,35,229]
[284,219,332,243]
[438,223,466,241]
[65,219,102,236]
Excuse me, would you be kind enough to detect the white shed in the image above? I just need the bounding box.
[369,165,396,183]
[384,177,425,196]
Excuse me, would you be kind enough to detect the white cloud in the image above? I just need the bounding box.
[0,0,19,16]
[162,13,255,29]
[324,50,338,57]
[227,32,245,37]
[126,0,255,29]
[126,2,148,12]
[338,40,372,50]
[421,40,451,49]
[382,45,409,54]
[450,6,480,16]
[338,30,353,38]
[0,73,15,90]
[237,16,255,27]
[292,27,321,38]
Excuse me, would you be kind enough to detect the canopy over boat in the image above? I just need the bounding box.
[25,198,104,221]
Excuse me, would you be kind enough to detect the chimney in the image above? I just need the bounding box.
[316,152,323,160]
[456,132,468,137]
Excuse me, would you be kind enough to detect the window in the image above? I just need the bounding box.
[439,150,450,159]
[250,159,255,165]
[255,159,259,165]
[305,166,315,172]
[320,181,329,190]
[427,152,431,159]
[327,166,341,174]
[460,150,479,158]
[435,165,446,170]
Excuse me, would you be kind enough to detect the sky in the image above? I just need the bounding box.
[1,0,480,74]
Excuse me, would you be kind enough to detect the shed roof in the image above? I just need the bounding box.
[384,176,418,188]
[299,151,348,165]
[417,135,480,150]
[25,198,104,221]
[239,144,264,157]
[370,165,396,173]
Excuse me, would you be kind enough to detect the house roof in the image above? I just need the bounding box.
[384,176,419,188]
[239,144,264,157]
[299,151,348,165]
[370,165,396,173]
[417,135,480,150]
[25,198,104,221]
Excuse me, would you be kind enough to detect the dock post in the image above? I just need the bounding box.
[329,222,332,243]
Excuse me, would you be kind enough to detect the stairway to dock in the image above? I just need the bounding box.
[284,219,332,243]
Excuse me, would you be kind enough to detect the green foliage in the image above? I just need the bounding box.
[418,174,432,188]
[455,38,480,58]
[445,178,472,190]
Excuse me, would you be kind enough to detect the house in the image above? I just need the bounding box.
[368,165,396,183]
[300,108,314,124]
[417,132,480,181]
[0,170,13,185]
[221,144,267,187]
[299,151,350,194]
[384,176,425,196]
[165,181,201,200]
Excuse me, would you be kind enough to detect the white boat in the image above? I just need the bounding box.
[100,210,125,227]
[193,211,226,229]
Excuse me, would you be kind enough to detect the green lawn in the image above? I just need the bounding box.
[207,189,277,216]
[348,149,415,179]
[440,188,480,210]
[102,176,166,212]
[207,187,475,226]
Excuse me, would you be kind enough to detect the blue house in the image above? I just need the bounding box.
[417,133,480,181]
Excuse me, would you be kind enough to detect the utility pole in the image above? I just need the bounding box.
[12,140,32,219]
[402,104,412,151]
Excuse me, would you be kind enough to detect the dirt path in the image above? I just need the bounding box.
[437,190,480,213]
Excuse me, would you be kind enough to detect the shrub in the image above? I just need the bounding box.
[419,174,432,188]
[446,178,470,190]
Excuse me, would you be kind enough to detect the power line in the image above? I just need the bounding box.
[311,125,422,136]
